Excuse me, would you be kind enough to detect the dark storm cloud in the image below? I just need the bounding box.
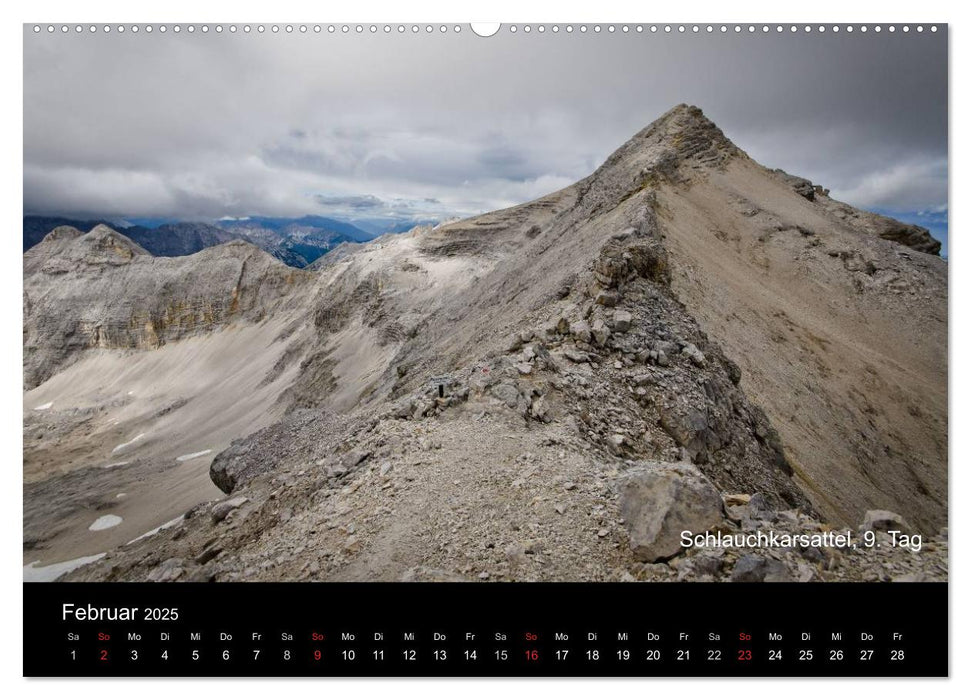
[314,194,385,210]
[23,26,947,224]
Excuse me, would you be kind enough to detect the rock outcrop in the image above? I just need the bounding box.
[620,463,724,562]
[23,228,310,388]
[859,510,913,535]
[771,168,941,254]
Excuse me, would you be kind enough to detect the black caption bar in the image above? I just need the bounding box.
[24,582,947,677]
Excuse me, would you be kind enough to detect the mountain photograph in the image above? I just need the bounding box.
[23,26,947,584]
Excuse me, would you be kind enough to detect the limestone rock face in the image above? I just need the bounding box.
[620,462,725,562]
[23,226,309,388]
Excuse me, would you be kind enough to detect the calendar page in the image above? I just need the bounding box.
[21,19,948,678]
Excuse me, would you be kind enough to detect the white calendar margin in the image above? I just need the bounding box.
[3,0,962,695]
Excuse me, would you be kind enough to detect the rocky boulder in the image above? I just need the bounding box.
[859,510,913,535]
[211,496,249,524]
[730,554,793,582]
[569,320,592,344]
[658,405,722,463]
[591,319,611,346]
[619,462,725,562]
[773,169,816,201]
[209,439,261,494]
[611,309,633,333]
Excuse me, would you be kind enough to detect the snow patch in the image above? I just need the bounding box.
[102,461,130,469]
[24,553,105,582]
[127,515,185,545]
[88,514,123,531]
[176,449,212,462]
[33,401,53,411]
[111,433,145,454]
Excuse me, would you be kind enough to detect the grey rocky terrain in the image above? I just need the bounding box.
[23,105,946,582]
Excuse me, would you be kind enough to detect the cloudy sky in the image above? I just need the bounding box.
[24,25,948,250]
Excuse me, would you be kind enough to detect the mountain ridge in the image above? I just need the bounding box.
[23,104,947,583]
[23,214,378,268]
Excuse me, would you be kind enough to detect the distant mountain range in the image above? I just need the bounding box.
[22,214,418,268]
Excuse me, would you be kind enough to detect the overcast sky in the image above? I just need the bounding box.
[24,25,947,246]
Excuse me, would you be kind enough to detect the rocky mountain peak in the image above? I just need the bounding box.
[24,224,151,276]
[612,104,740,172]
[24,226,88,275]
[41,225,84,244]
[192,237,266,260]
[634,104,739,159]
[574,104,743,215]
[71,224,151,266]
